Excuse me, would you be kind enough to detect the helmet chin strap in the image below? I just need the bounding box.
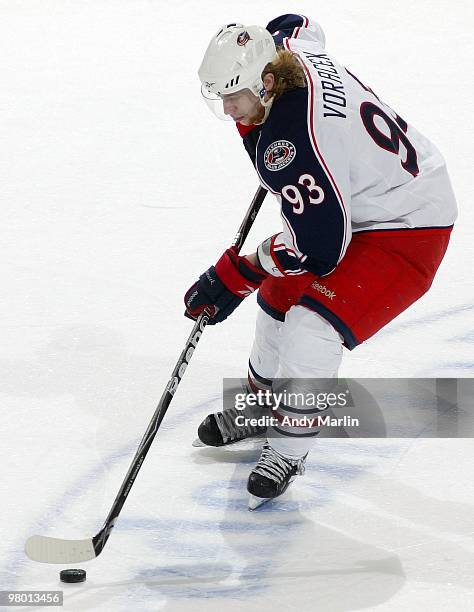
[255,94,275,125]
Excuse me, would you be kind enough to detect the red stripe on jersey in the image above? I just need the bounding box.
[269,235,287,276]
[247,375,260,393]
[291,15,309,39]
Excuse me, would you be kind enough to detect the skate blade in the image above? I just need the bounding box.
[192,438,206,447]
[248,494,271,511]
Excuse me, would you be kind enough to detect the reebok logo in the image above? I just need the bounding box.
[312,281,336,300]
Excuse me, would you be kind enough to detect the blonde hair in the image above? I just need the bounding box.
[247,49,306,125]
[263,49,306,101]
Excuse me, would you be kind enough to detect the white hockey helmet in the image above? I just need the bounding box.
[198,23,277,118]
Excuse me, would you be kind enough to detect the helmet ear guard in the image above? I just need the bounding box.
[198,23,277,105]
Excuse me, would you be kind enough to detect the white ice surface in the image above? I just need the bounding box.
[0,1,473,610]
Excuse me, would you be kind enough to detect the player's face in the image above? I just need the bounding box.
[222,89,261,125]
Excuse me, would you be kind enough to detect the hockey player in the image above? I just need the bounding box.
[184,15,457,509]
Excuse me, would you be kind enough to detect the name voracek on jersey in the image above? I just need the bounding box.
[302,51,347,118]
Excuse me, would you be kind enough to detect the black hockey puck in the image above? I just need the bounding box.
[60,569,86,583]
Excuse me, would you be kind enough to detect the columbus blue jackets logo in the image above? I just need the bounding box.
[237,31,251,46]
[264,140,296,171]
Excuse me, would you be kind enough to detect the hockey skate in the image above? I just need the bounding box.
[247,442,307,510]
[193,404,267,447]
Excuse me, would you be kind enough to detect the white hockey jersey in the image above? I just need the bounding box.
[246,14,458,277]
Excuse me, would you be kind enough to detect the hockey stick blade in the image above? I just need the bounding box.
[25,535,96,564]
[25,521,111,563]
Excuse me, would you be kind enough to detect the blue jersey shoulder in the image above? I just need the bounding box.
[266,14,305,47]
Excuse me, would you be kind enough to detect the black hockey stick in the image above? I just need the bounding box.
[25,185,267,563]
